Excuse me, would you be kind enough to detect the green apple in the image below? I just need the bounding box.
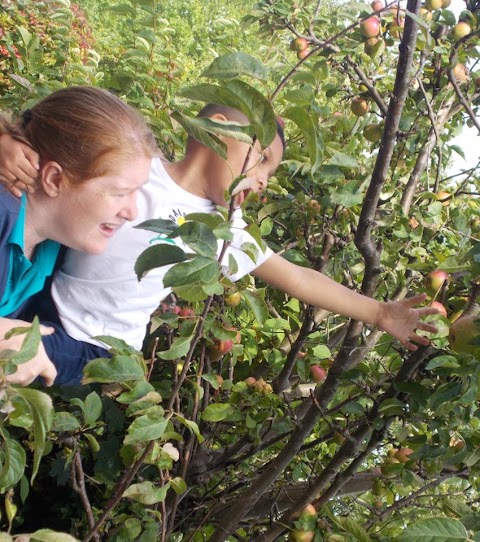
[363,123,383,142]
[425,0,443,10]
[289,529,315,542]
[449,315,480,354]
[350,97,370,116]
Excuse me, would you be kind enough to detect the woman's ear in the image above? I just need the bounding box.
[38,161,64,197]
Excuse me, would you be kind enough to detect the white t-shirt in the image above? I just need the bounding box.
[52,157,273,350]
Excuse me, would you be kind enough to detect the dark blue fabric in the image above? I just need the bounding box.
[41,321,109,386]
[20,280,110,386]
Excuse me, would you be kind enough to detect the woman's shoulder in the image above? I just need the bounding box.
[0,188,21,213]
[0,189,21,240]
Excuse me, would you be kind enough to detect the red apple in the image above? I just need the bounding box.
[449,315,480,354]
[360,16,381,38]
[299,504,316,517]
[290,37,308,51]
[178,307,195,319]
[371,0,383,12]
[430,301,447,318]
[209,339,234,361]
[426,270,449,295]
[310,364,327,383]
[350,96,370,116]
[297,49,309,60]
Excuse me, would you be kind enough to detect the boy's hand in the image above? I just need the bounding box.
[1,321,57,386]
[0,133,39,197]
[375,293,440,351]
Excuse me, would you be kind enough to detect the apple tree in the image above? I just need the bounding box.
[0,0,479,541]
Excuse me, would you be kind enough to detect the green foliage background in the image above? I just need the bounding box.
[0,0,479,541]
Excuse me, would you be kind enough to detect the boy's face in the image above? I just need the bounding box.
[230,133,284,205]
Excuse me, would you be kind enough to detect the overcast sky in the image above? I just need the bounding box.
[440,0,479,174]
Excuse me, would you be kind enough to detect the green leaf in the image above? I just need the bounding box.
[202,52,268,81]
[174,113,253,144]
[157,335,193,361]
[330,188,364,208]
[175,415,204,444]
[117,381,157,405]
[135,245,187,280]
[51,412,81,432]
[430,381,463,410]
[82,356,146,384]
[178,221,218,258]
[335,517,372,542]
[135,218,179,235]
[179,80,277,148]
[83,392,103,426]
[4,317,42,366]
[378,398,405,416]
[327,152,359,168]
[242,289,269,325]
[225,80,277,148]
[30,530,80,542]
[123,481,169,504]
[171,111,227,159]
[15,388,53,482]
[284,106,322,171]
[0,436,26,491]
[185,212,225,230]
[170,477,187,495]
[124,415,168,445]
[163,257,220,288]
[173,283,211,302]
[397,517,468,542]
[201,403,235,422]
[0,533,13,541]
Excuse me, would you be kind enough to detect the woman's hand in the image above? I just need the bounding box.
[1,320,57,386]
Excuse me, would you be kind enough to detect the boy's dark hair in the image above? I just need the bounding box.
[197,103,286,152]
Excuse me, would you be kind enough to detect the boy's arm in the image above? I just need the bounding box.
[0,318,57,386]
[252,254,438,351]
[0,134,39,197]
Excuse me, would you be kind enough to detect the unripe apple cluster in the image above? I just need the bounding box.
[244,376,273,394]
[290,37,310,60]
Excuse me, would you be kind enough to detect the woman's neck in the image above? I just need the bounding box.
[23,195,48,254]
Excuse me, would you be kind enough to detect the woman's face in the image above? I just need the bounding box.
[54,155,152,254]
